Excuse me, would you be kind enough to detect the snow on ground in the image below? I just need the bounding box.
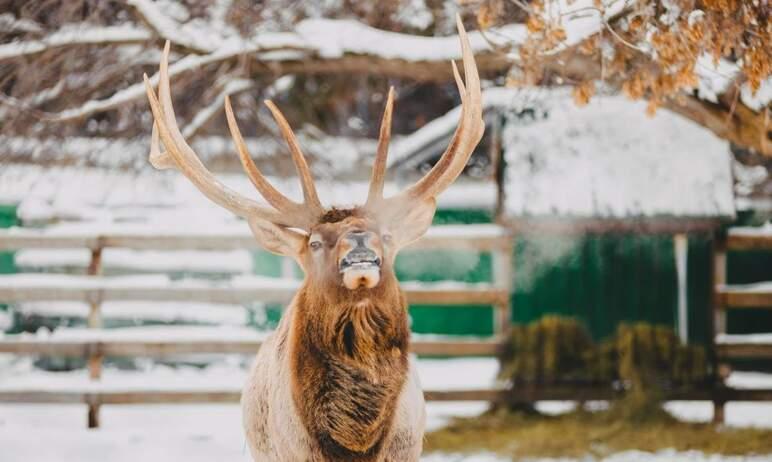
[1,358,772,461]
[2,402,772,462]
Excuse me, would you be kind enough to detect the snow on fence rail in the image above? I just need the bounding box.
[0,223,514,428]
[0,223,509,251]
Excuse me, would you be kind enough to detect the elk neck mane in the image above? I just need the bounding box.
[287,224,411,460]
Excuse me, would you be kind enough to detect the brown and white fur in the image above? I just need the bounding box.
[242,210,428,461]
[142,14,482,462]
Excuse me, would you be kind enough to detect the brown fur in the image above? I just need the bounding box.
[242,212,427,461]
[289,218,411,461]
[289,277,410,460]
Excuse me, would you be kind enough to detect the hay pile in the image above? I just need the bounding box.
[498,316,711,415]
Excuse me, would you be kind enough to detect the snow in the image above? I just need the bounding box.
[542,0,627,51]
[721,281,772,293]
[390,87,531,168]
[14,301,249,325]
[0,272,301,292]
[1,223,504,254]
[40,15,516,122]
[717,333,772,345]
[729,223,772,238]
[0,24,152,61]
[695,55,738,104]
[0,13,43,34]
[694,55,772,111]
[294,19,523,61]
[15,248,253,274]
[1,325,269,344]
[0,357,771,461]
[126,0,221,53]
[0,164,495,226]
[501,90,735,220]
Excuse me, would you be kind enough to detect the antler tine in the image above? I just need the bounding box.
[263,101,324,216]
[224,96,297,213]
[143,41,289,226]
[148,122,176,170]
[388,15,484,204]
[365,86,395,208]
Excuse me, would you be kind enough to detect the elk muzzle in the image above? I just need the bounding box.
[339,231,382,290]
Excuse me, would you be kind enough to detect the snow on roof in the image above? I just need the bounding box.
[501,90,735,222]
[390,87,530,168]
[0,164,495,225]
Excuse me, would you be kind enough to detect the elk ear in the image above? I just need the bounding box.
[390,198,436,250]
[247,217,305,258]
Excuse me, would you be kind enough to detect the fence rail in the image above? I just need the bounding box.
[0,335,503,357]
[0,224,510,251]
[2,386,770,406]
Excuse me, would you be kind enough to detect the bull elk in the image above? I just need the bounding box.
[142,15,483,462]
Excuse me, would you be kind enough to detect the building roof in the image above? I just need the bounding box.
[0,165,495,225]
[499,91,735,231]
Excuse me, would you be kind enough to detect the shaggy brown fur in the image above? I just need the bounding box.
[319,207,363,224]
[289,265,410,461]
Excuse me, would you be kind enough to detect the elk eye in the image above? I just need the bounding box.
[309,240,323,251]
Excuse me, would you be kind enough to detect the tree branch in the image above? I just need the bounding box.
[0,24,152,62]
[182,78,253,139]
[125,0,219,54]
[665,95,771,157]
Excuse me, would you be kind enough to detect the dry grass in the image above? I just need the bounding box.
[425,406,772,459]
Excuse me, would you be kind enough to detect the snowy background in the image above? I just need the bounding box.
[2,1,772,461]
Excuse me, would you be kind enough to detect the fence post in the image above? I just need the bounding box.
[86,246,103,429]
[492,235,513,339]
[711,232,727,425]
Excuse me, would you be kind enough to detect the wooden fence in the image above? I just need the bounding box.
[0,224,513,427]
[3,224,772,428]
[712,226,772,423]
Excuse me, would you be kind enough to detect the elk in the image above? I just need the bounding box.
[142,16,483,462]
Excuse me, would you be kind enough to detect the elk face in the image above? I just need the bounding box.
[301,207,434,290]
[143,16,483,293]
[313,216,385,290]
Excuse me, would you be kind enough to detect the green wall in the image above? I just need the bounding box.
[0,204,17,326]
[0,204,17,275]
[726,247,772,335]
[511,233,714,344]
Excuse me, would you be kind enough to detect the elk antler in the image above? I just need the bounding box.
[143,42,322,230]
[365,15,484,217]
[145,15,481,234]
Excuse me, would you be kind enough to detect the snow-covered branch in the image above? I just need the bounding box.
[0,23,152,62]
[0,13,43,34]
[182,78,254,139]
[45,19,516,122]
[0,135,377,171]
[46,43,275,122]
[126,0,220,54]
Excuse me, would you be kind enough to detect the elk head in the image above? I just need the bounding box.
[143,16,484,294]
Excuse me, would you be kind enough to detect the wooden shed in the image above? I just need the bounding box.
[396,88,738,342]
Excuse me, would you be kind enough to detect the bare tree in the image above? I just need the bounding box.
[0,0,769,167]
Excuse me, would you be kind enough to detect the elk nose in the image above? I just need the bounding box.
[346,231,369,247]
[340,231,381,270]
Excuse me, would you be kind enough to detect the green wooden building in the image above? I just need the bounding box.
[394,88,744,344]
